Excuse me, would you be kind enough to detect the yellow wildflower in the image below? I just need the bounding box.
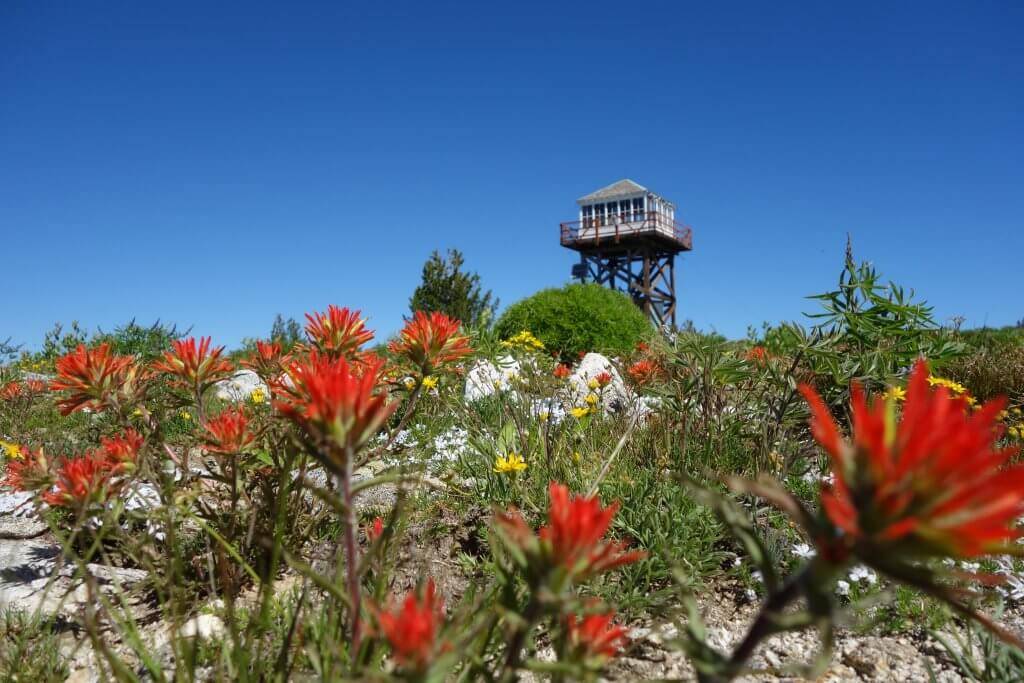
[570,406,591,419]
[421,376,438,390]
[500,330,545,351]
[180,409,192,421]
[493,452,527,474]
[404,377,416,390]
[585,393,598,406]
[927,376,969,396]
[0,440,22,460]
[538,411,550,422]
[573,451,581,462]
[587,378,600,391]
[883,386,906,402]
[249,388,266,405]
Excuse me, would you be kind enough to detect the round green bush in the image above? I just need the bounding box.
[494,283,653,359]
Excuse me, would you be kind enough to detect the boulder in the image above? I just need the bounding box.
[214,370,268,402]
[567,353,631,412]
[0,491,47,539]
[0,538,148,618]
[464,356,520,402]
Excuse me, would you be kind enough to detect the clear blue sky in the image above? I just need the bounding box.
[2,1,1022,349]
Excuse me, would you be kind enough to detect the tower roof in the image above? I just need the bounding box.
[576,179,648,204]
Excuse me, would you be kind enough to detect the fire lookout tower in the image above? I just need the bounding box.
[560,179,693,328]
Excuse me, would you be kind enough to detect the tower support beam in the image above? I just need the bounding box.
[575,245,678,328]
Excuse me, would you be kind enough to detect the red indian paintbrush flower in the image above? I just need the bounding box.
[0,381,39,401]
[0,382,19,401]
[241,340,288,379]
[42,453,117,508]
[388,311,472,375]
[745,345,769,365]
[566,612,629,661]
[800,359,1024,559]
[553,363,572,379]
[153,337,234,390]
[541,482,646,576]
[626,359,661,387]
[274,351,397,463]
[496,482,645,581]
[1,446,52,492]
[374,579,446,671]
[304,305,373,360]
[51,343,149,416]
[367,516,384,542]
[202,408,255,454]
[98,429,144,472]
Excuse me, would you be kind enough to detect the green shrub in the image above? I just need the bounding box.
[494,283,652,359]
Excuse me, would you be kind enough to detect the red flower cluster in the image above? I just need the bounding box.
[594,371,613,387]
[566,612,629,661]
[304,305,373,360]
[367,516,384,542]
[274,352,397,462]
[553,363,572,380]
[497,482,645,581]
[2,446,51,492]
[43,453,118,508]
[153,337,234,390]
[3,429,142,507]
[745,345,770,365]
[203,408,255,454]
[242,340,289,380]
[375,579,446,671]
[388,311,472,375]
[626,359,661,387]
[51,344,149,415]
[801,359,1024,558]
[1,380,47,401]
[98,429,144,472]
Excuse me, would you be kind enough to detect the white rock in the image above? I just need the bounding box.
[464,356,520,402]
[214,370,268,402]
[567,353,631,412]
[0,538,148,618]
[0,490,35,516]
[178,613,226,640]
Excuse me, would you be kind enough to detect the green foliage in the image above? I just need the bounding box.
[270,314,304,350]
[945,326,1024,402]
[94,319,184,361]
[0,609,69,682]
[495,283,653,359]
[38,320,89,361]
[760,247,962,405]
[932,610,1024,682]
[409,248,497,328]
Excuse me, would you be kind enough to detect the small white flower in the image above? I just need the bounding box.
[791,542,815,560]
[836,580,851,596]
[848,565,877,585]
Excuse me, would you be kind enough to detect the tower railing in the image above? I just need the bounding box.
[559,214,693,250]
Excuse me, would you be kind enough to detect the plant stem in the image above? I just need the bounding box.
[340,444,363,655]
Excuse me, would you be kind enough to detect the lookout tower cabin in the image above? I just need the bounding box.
[560,179,693,328]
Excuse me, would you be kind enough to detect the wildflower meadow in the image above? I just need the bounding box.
[4,254,1024,682]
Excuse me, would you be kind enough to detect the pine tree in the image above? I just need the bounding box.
[409,249,497,328]
[270,314,303,350]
